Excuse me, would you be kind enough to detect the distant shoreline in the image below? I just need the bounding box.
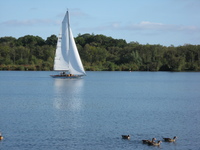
[1,34,200,72]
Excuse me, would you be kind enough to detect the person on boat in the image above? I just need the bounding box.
[60,72,66,76]
[68,74,74,77]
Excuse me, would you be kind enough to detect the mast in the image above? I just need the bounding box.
[67,10,71,73]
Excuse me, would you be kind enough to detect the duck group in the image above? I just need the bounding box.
[121,135,177,147]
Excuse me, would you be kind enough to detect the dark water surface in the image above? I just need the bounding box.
[0,71,200,150]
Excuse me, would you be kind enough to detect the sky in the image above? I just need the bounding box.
[0,0,200,46]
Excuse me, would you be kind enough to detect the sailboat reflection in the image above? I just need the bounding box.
[53,79,84,111]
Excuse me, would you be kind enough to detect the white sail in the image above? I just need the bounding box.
[69,28,86,75]
[53,11,86,76]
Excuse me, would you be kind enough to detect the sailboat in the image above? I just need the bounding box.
[51,11,86,78]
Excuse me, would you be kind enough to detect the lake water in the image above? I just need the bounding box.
[0,71,200,150]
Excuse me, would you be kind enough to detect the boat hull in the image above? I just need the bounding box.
[50,75,83,79]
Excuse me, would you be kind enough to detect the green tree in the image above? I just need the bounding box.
[46,35,57,47]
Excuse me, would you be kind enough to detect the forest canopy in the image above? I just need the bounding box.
[0,34,200,71]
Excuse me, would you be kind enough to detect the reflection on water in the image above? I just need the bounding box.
[53,78,84,111]
[52,78,85,138]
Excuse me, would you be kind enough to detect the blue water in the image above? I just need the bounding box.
[0,71,200,150]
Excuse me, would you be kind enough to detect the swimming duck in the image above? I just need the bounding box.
[121,135,130,140]
[163,136,177,142]
[148,140,162,146]
[142,138,156,144]
[0,132,3,140]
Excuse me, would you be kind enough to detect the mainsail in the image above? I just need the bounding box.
[53,11,86,76]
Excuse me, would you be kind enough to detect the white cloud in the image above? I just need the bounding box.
[95,21,200,34]
[127,21,165,30]
[1,19,59,27]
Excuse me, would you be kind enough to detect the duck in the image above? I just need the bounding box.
[121,135,130,140]
[148,140,162,146]
[0,132,3,140]
[163,136,177,142]
[142,138,156,144]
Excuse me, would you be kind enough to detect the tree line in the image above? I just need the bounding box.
[0,34,200,71]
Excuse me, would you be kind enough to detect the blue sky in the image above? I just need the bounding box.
[0,0,200,46]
